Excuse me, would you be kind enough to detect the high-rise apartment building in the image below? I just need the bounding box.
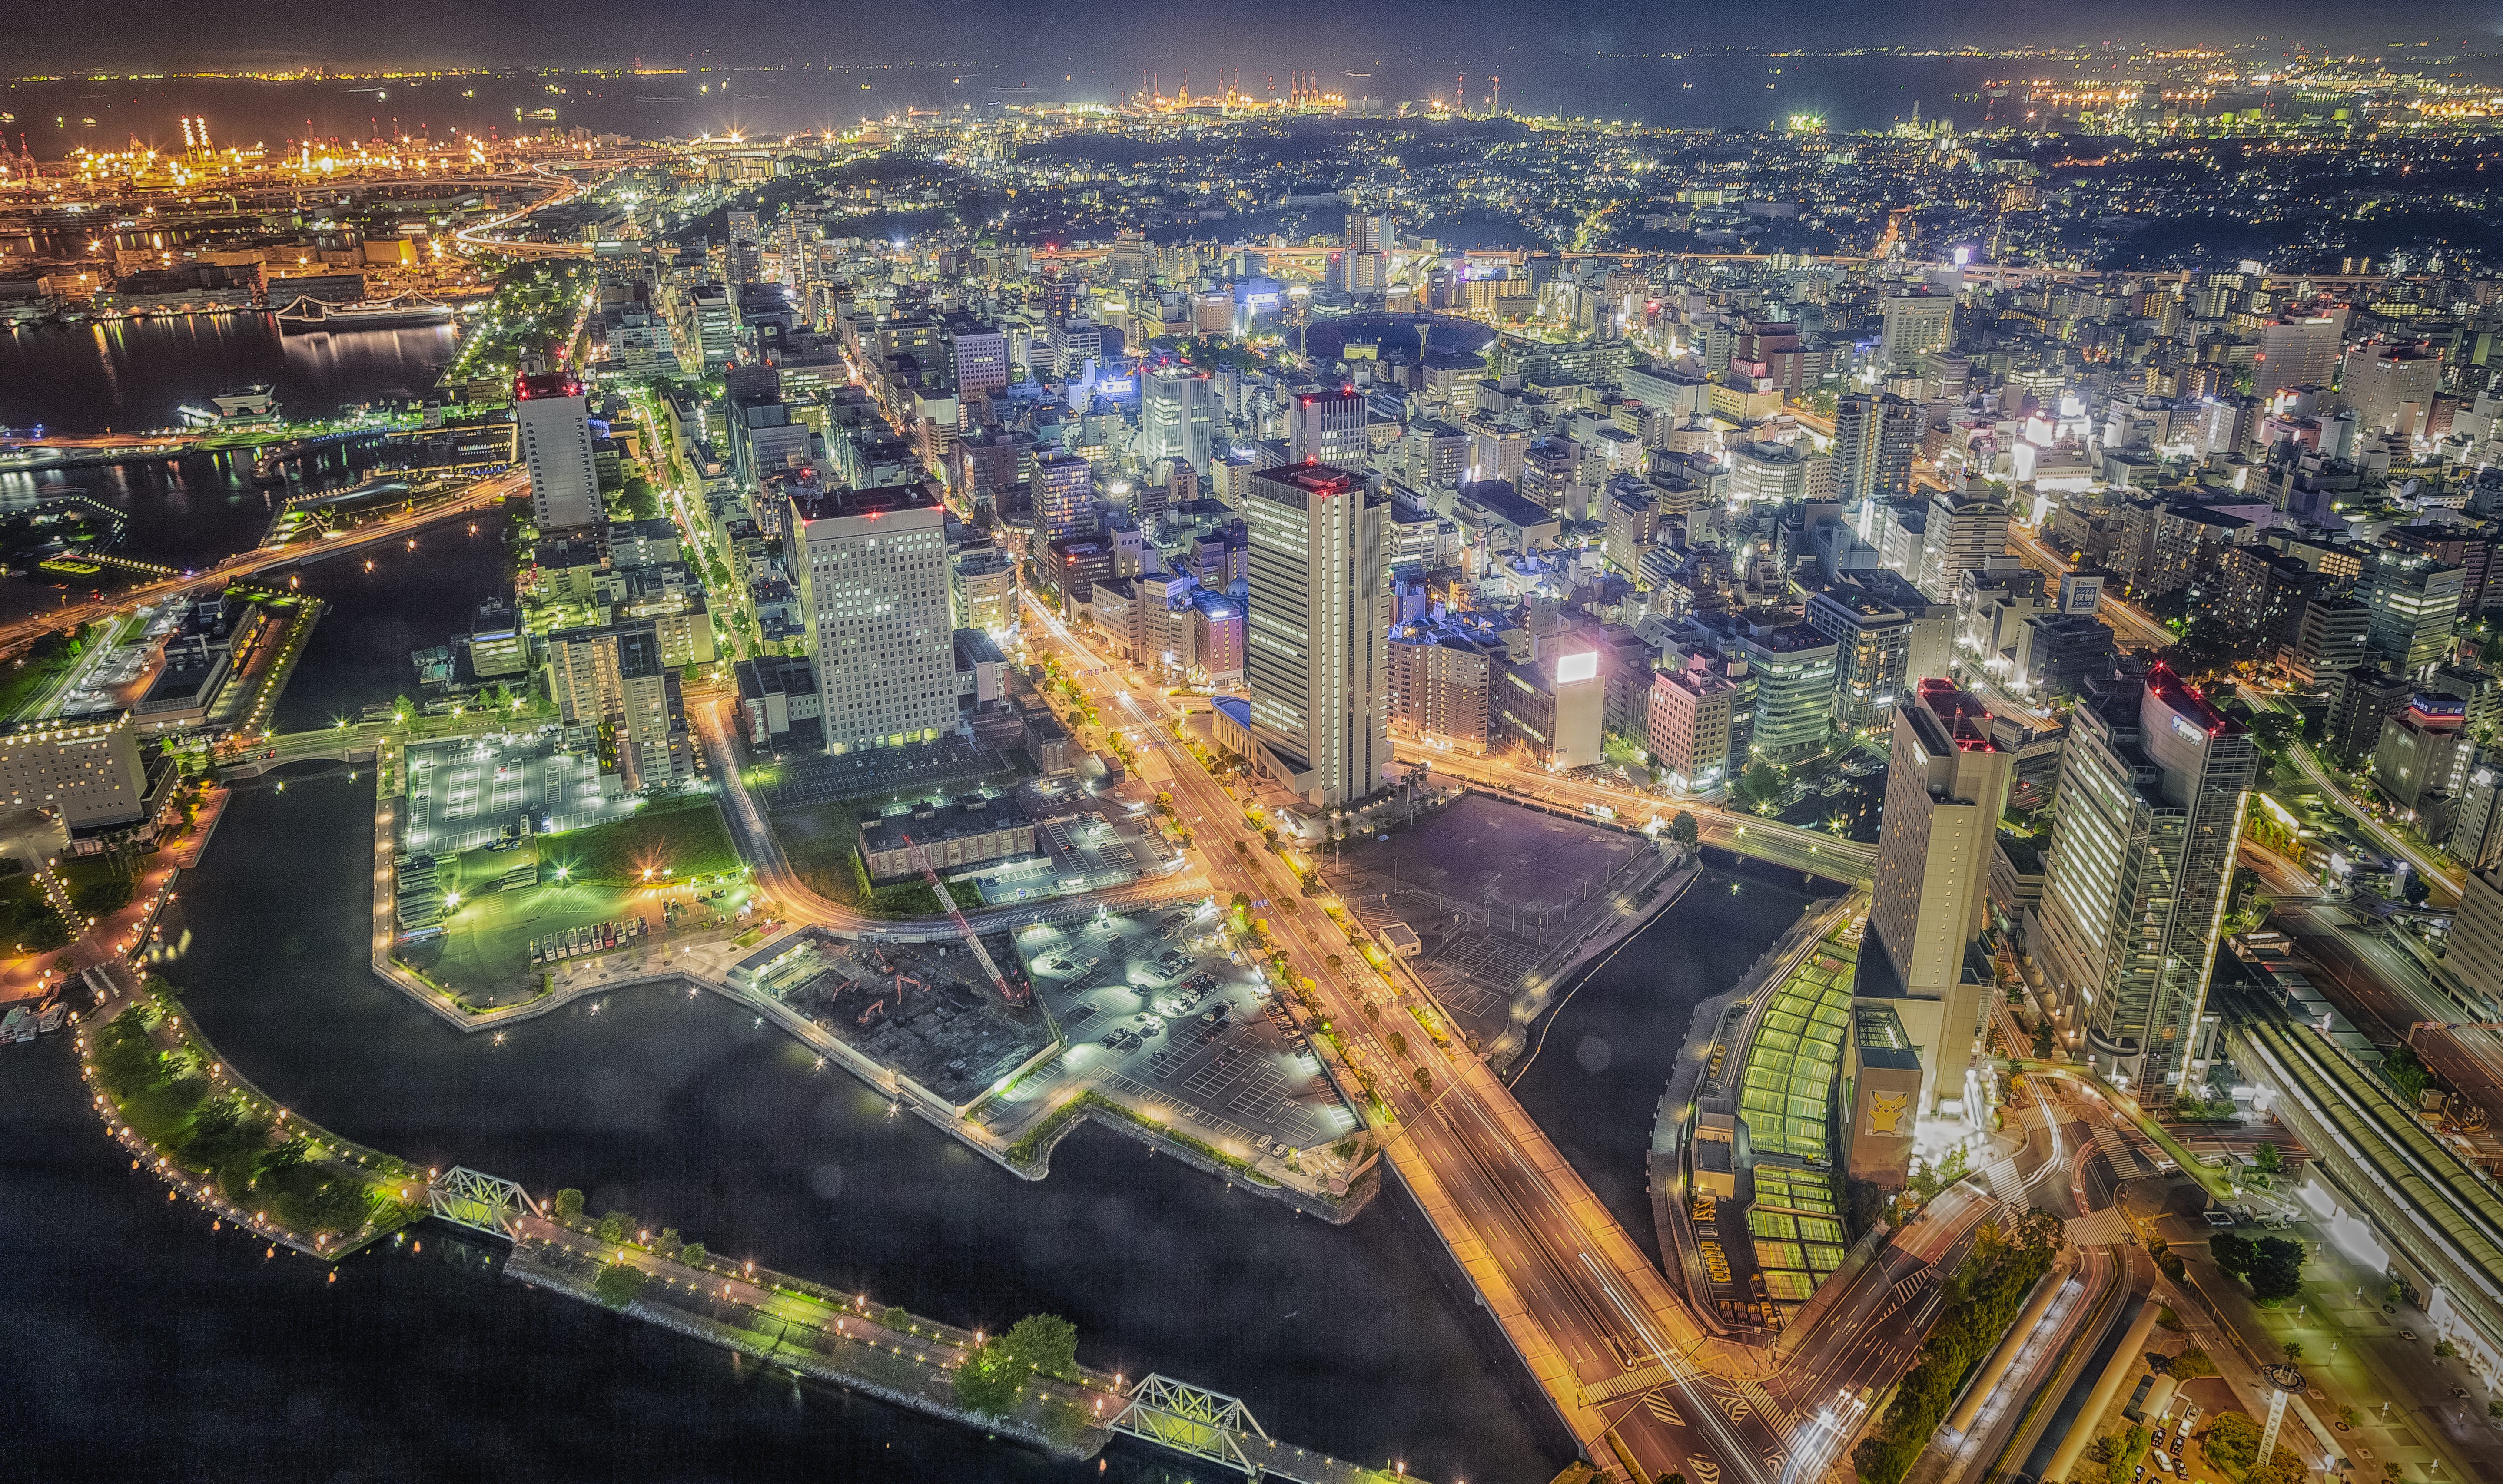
[1919,490,2011,600]
[516,371,603,531]
[1878,291,1954,370]
[1242,464,1389,806]
[1345,210,1390,295]
[784,486,956,755]
[1287,388,1370,467]
[1140,367,1215,472]
[1832,392,1921,503]
[724,209,763,284]
[1867,680,2015,1115]
[2035,666,2254,1100]
[544,619,693,792]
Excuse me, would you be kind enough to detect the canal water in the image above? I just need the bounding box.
[0,527,1810,1482]
[0,317,460,436]
[1508,856,1840,1268]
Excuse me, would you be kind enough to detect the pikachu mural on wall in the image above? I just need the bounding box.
[1863,1090,1912,1136]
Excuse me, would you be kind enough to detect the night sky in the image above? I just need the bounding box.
[15,0,2503,75]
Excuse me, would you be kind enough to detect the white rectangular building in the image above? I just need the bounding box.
[517,371,603,531]
[784,486,956,755]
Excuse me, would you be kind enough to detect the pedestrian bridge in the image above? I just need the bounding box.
[1109,1375,1397,1482]
[426,1167,541,1237]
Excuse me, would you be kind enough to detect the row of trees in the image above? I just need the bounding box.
[1853,1208,2068,1484]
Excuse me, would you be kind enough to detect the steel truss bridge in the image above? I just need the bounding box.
[426,1167,541,1237]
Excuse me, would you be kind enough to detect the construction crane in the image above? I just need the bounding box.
[900,834,1029,1006]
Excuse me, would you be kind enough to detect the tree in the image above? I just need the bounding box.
[2209,1232,2254,1278]
[596,1210,631,1244]
[1739,761,1781,810]
[2248,1236,2306,1305]
[1000,1313,1079,1381]
[2282,1339,2305,1363]
[552,1187,585,1222]
[1669,811,1699,850]
[592,1262,648,1309]
[2252,1141,2283,1177]
[657,1227,682,1260]
[677,1242,706,1266]
[2200,1411,2261,1477]
[2171,1348,2216,1380]
[953,1337,1025,1417]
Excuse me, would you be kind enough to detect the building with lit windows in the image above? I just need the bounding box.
[0,713,151,831]
[784,486,956,755]
[1866,681,2015,1116]
[1646,661,1736,792]
[1242,463,1389,805]
[517,372,602,531]
[2034,666,2254,1101]
[1287,388,1370,467]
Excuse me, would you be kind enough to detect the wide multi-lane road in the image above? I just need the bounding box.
[1011,593,2041,1484]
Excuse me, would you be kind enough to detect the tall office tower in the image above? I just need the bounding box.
[2035,666,2255,1101]
[1919,490,2012,600]
[783,486,956,755]
[1287,388,1370,467]
[1867,680,2016,1116]
[544,619,692,792]
[725,209,763,284]
[1832,392,1922,504]
[516,371,603,531]
[1034,450,1096,545]
[1878,291,1955,370]
[2340,341,2445,441]
[689,283,740,370]
[1139,367,1215,472]
[1242,463,1390,806]
[2361,551,2466,675]
[2254,315,2343,400]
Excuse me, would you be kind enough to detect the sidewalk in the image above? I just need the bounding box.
[2131,1181,2503,1484]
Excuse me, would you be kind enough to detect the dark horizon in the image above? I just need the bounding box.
[13,1,2503,76]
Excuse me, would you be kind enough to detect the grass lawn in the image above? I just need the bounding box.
[412,880,655,998]
[534,795,741,887]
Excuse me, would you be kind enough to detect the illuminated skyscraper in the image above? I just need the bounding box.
[2036,666,2254,1100]
[516,371,602,531]
[1243,463,1389,806]
[1867,681,2015,1115]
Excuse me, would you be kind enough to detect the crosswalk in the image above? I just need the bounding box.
[1982,1153,2027,1202]
[2066,1207,2131,1246]
[2091,1122,2151,1178]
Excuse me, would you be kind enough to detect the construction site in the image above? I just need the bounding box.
[741,929,1056,1110]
